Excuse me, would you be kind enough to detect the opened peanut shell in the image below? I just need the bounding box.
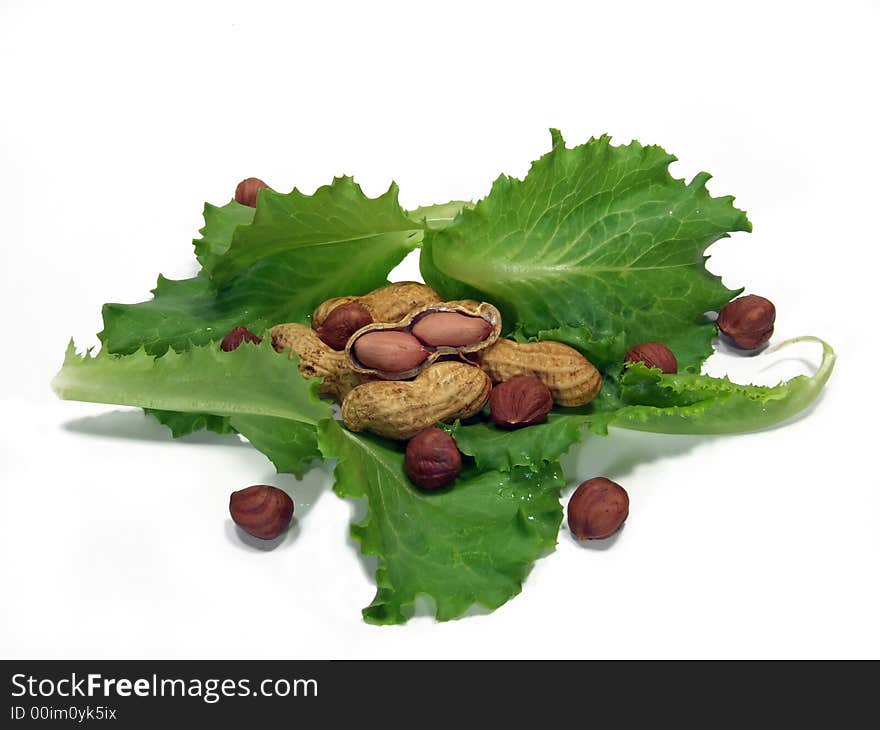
[347,300,502,380]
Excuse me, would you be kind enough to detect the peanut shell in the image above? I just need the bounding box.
[347,300,502,380]
[341,361,492,440]
[311,282,441,330]
[476,338,601,407]
[269,323,371,401]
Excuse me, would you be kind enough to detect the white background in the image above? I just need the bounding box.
[1,1,878,659]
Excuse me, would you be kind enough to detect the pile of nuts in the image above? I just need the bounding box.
[269,282,603,443]
[227,177,779,543]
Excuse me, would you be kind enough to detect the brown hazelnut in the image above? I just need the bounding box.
[567,477,629,540]
[717,295,776,349]
[315,302,373,350]
[220,326,262,352]
[490,376,553,429]
[624,341,678,374]
[404,427,461,490]
[234,177,271,207]
[229,485,294,540]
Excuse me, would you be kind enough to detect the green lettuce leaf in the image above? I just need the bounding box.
[193,199,256,272]
[530,325,627,376]
[317,419,564,624]
[54,133,836,626]
[52,339,331,477]
[143,409,237,438]
[100,177,423,357]
[230,415,321,477]
[99,274,246,357]
[407,200,473,230]
[136,200,256,437]
[140,409,322,476]
[208,177,422,284]
[587,337,835,435]
[421,130,751,370]
[451,414,588,472]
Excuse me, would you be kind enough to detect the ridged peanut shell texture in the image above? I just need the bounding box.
[342,361,492,440]
[269,323,370,401]
[312,282,441,331]
[477,339,601,407]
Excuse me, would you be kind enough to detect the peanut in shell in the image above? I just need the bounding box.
[476,338,601,407]
[341,361,492,440]
[347,300,502,380]
[311,282,441,331]
[269,323,371,401]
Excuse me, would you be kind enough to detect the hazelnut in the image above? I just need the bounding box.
[234,177,271,207]
[489,376,553,429]
[567,477,629,540]
[624,341,678,374]
[220,325,262,352]
[315,302,373,350]
[717,295,776,350]
[229,485,294,540]
[404,427,461,490]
